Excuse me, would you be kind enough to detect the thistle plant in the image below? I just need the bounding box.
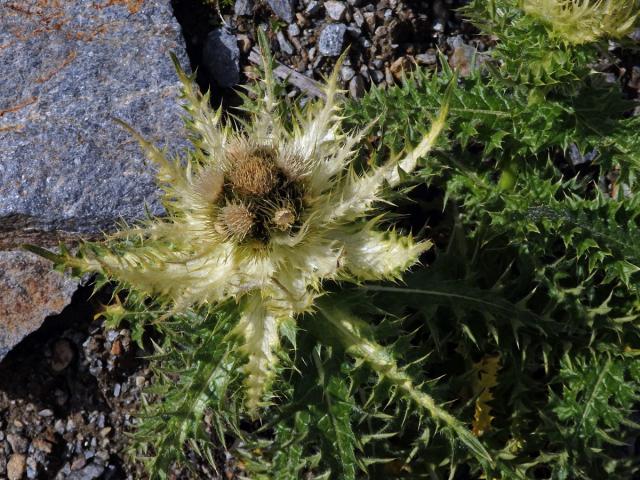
[72,44,445,411]
[29,34,497,476]
[30,0,640,475]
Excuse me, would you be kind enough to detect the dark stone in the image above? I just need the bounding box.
[202,28,241,88]
[0,0,188,361]
[267,0,297,23]
[318,23,348,56]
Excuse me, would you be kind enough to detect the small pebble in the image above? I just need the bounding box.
[110,339,122,356]
[266,0,296,23]
[7,454,26,480]
[38,409,54,417]
[318,23,347,56]
[54,420,65,435]
[371,69,385,84]
[325,1,347,21]
[416,52,437,65]
[234,0,253,16]
[346,25,361,37]
[277,30,295,55]
[349,74,365,98]
[26,457,37,479]
[390,56,411,80]
[353,10,364,27]
[287,23,300,36]
[71,457,86,471]
[340,65,356,82]
[305,0,321,15]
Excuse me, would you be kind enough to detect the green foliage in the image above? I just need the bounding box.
[336,0,640,477]
[350,52,640,183]
[132,304,243,478]
[552,353,640,444]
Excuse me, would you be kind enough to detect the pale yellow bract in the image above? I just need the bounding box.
[522,0,638,44]
[72,40,450,411]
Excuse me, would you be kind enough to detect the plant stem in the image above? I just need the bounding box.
[317,303,493,465]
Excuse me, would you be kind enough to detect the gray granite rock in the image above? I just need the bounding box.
[318,23,348,56]
[202,28,241,88]
[267,0,297,23]
[0,0,188,361]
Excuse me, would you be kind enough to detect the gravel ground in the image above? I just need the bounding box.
[232,0,483,96]
[1,1,639,479]
[172,0,484,106]
[0,286,136,479]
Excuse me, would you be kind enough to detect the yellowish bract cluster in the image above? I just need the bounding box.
[73,41,449,411]
[521,0,639,44]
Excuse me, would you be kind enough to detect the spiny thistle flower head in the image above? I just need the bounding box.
[521,0,639,44]
[57,34,451,412]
